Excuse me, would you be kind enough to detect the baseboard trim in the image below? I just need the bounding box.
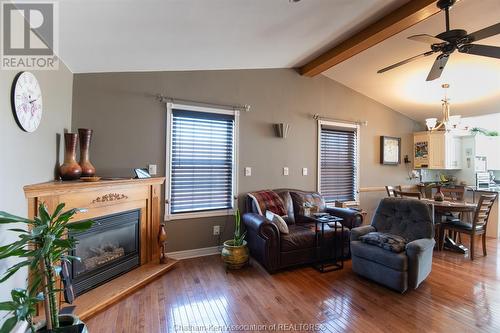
[167,246,221,260]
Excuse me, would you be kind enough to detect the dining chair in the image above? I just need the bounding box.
[385,185,402,197]
[441,187,465,202]
[440,187,467,240]
[442,194,498,260]
[394,190,421,200]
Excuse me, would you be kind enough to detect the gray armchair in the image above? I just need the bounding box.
[350,198,435,293]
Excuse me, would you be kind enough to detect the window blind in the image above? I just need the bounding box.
[170,109,234,214]
[320,126,357,202]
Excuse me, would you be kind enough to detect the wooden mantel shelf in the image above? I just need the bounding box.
[23,177,176,320]
[24,177,165,198]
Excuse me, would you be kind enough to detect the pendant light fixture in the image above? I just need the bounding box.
[425,83,461,131]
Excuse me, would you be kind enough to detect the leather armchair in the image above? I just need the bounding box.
[243,189,363,273]
[350,198,435,293]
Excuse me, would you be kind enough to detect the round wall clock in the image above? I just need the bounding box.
[11,71,43,132]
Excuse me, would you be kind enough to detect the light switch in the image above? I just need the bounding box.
[283,167,289,176]
[148,164,157,175]
[302,167,308,176]
[245,167,252,176]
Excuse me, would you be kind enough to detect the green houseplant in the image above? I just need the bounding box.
[0,203,92,333]
[221,209,249,270]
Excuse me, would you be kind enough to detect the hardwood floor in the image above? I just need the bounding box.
[86,238,500,332]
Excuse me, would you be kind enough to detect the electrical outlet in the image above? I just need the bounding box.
[213,225,220,236]
[148,164,157,175]
[302,167,308,176]
[245,167,252,176]
[283,167,289,176]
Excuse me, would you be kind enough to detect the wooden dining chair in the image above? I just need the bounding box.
[440,187,467,240]
[441,187,465,202]
[385,185,402,197]
[442,194,497,260]
[394,190,421,200]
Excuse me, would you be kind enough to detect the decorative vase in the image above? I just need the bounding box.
[78,128,96,177]
[221,240,249,270]
[434,185,445,202]
[60,133,82,180]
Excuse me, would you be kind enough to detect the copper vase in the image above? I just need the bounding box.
[78,128,96,177]
[60,133,82,180]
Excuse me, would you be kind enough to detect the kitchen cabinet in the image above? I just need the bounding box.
[413,131,462,170]
[475,135,500,170]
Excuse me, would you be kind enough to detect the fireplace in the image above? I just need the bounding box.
[70,209,141,296]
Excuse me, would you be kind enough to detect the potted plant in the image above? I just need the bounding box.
[0,203,93,333]
[221,209,249,270]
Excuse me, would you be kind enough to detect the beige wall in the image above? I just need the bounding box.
[0,65,73,313]
[71,69,420,252]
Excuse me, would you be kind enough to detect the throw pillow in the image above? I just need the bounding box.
[265,210,289,234]
[359,232,408,253]
[248,190,287,216]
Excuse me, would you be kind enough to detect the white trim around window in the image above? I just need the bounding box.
[165,102,239,221]
[317,119,360,205]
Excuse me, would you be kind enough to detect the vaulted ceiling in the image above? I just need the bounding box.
[57,0,499,122]
[58,0,406,73]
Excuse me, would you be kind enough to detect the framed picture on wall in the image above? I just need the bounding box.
[380,136,401,165]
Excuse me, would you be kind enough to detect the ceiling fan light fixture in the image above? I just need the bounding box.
[377,1,500,80]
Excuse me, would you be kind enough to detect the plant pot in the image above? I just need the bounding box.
[60,133,82,180]
[78,128,96,177]
[434,185,445,202]
[30,314,88,333]
[221,240,249,270]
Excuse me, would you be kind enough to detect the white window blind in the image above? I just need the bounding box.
[170,109,235,214]
[319,124,358,203]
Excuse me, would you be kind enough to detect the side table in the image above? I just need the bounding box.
[311,214,345,273]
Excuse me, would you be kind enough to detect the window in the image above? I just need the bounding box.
[166,103,238,220]
[318,120,359,204]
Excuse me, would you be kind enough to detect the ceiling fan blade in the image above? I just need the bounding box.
[467,22,500,42]
[460,44,500,59]
[377,51,435,74]
[426,54,449,81]
[408,34,445,44]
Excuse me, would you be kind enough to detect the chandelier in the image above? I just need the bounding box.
[425,84,461,131]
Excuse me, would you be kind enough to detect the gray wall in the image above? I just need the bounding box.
[0,66,73,315]
[71,69,420,252]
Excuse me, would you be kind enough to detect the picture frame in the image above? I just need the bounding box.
[380,136,401,165]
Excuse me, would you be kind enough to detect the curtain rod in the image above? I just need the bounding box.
[313,114,368,127]
[156,94,251,112]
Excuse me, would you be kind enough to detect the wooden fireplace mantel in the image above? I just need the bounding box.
[24,177,177,320]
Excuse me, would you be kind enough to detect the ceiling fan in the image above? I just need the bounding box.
[377,0,500,81]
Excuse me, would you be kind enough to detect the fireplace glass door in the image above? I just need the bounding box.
[70,209,140,295]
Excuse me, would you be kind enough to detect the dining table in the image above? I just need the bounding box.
[420,198,477,253]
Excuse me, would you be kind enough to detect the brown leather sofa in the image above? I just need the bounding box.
[243,189,363,273]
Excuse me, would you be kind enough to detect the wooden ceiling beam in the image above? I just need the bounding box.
[299,0,441,77]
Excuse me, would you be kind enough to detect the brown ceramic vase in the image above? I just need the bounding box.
[78,128,96,177]
[60,133,82,180]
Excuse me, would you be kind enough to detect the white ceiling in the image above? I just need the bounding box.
[324,0,500,122]
[58,0,406,73]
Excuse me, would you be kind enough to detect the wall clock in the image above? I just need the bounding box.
[11,71,43,132]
